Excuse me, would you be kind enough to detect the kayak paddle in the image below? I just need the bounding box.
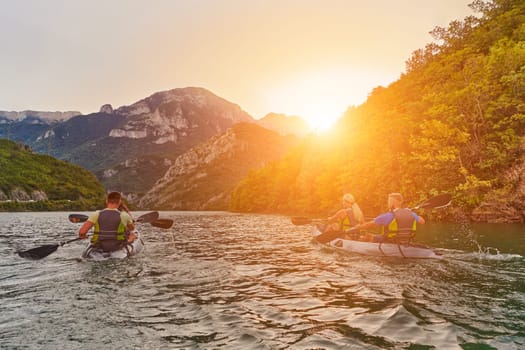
[291,217,327,225]
[135,211,159,223]
[150,219,174,229]
[412,193,452,210]
[68,213,88,223]
[68,211,160,224]
[69,211,173,229]
[314,229,359,244]
[17,237,84,260]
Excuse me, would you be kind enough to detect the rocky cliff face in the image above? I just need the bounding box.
[95,156,173,197]
[111,87,253,145]
[0,188,48,201]
[139,123,298,210]
[470,153,525,223]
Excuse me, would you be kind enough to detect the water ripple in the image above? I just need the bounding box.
[0,212,524,349]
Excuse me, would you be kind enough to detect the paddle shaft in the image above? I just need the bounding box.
[62,237,84,246]
[70,212,173,232]
[291,217,327,225]
[69,211,160,224]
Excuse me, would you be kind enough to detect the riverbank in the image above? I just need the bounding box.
[0,199,100,212]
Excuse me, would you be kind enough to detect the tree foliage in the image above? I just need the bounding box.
[230,0,525,218]
[0,139,106,211]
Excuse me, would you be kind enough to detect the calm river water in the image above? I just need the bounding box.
[0,211,524,349]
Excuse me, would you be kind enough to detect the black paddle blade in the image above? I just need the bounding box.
[17,244,59,260]
[291,217,313,225]
[69,214,88,223]
[136,211,159,224]
[291,217,327,225]
[315,230,346,244]
[315,225,362,244]
[151,219,174,229]
[414,193,452,210]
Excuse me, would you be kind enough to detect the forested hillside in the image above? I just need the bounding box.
[0,139,106,211]
[230,0,525,222]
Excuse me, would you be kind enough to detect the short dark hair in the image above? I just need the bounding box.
[107,191,122,204]
[388,193,403,203]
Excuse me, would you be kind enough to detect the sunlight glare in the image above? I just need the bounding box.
[264,68,394,132]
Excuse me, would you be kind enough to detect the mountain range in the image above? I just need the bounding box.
[0,87,310,207]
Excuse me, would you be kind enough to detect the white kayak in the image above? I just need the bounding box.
[81,231,144,261]
[312,227,443,259]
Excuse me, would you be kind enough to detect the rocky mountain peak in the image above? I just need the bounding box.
[0,110,81,124]
[107,87,254,145]
[99,104,114,114]
[116,87,252,122]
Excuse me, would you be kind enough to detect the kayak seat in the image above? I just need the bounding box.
[393,232,415,245]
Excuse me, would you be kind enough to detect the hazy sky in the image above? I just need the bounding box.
[0,0,474,129]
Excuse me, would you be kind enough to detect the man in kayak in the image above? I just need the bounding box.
[78,191,135,252]
[354,193,425,243]
[319,193,365,239]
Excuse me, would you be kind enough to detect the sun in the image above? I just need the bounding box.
[300,103,345,132]
[264,68,375,132]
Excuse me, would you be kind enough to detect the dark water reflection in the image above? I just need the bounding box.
[0,212,524,349]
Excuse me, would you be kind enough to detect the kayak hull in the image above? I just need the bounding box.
[312,228,443,259]
[81,231,144,261]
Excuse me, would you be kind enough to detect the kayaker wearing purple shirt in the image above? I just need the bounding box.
[354,193,425,243]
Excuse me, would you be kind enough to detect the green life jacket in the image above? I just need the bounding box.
[91,209,127,244]
[339,208,358,231]
[381,208,417,243]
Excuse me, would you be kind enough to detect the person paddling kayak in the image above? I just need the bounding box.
[355,193,425,243]
[78,191,136,253]
[319,193,365,239]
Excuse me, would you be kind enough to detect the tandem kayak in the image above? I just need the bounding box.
[81,231,145,261]
[312,227,443,259]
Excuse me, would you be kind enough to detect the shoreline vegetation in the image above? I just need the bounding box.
[0,139,105,211]
[0,199,102,212]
